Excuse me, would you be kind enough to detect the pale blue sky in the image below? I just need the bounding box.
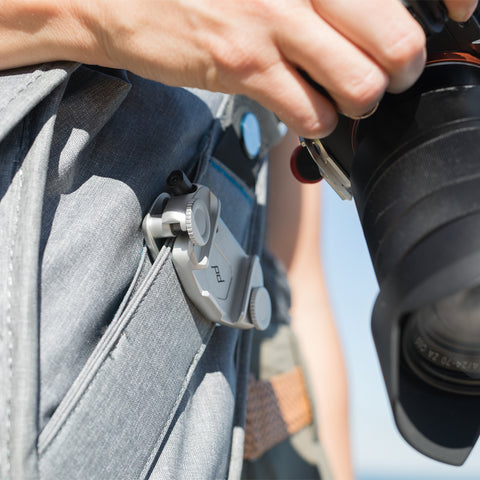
[321,185,480,479]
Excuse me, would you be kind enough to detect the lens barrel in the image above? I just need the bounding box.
[350,60,480,465]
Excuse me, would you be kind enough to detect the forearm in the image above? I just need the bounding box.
[0,1,104,70]
[267,131,353,479]
[289,245,353,480]
[2,0,477,139]
[287,185,353,480]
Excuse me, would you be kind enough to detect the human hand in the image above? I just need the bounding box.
[1,0,478,137]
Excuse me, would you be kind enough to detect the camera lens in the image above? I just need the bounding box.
[403,286,480,395]
[335,42,480,465]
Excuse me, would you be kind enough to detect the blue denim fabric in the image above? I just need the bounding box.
[0,62,280,480]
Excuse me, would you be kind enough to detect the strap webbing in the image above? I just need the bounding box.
[243,366,313,460]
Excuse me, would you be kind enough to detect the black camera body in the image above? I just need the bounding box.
[300,2,480,466]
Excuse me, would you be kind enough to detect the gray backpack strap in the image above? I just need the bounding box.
[0,62,80,480]
[146,95,284,480]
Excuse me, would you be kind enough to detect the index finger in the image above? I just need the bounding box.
[312,0,427,93]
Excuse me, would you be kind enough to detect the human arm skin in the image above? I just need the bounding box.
[265,129,353,480]
[0,0,477,139]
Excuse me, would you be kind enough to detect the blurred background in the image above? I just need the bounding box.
[321,185,480,480]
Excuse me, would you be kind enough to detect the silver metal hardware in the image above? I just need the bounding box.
[142,184,271,330]
[300,137,352,200]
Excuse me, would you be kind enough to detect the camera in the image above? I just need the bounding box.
[294,1,480,466]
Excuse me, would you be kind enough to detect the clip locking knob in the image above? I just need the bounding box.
[186,199,211,246]
[249,287,272,331]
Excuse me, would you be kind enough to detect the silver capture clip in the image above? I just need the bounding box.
[300,137,352,200]
[142,180,271,331]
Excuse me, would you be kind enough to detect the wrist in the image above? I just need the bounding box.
[0,0,110,70]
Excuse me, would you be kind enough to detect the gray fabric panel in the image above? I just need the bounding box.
[0,62,80,143]
[39,245,215,479]
[0,63,77,480]
[38,67,133,432]
[38,66,219,436]
[148,325,239,480]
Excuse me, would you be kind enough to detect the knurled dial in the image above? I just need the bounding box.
[249,286,272,331]
[185,199,211,246]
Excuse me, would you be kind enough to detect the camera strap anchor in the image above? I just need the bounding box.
[142,176,271,331]
[299,137,352,200]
